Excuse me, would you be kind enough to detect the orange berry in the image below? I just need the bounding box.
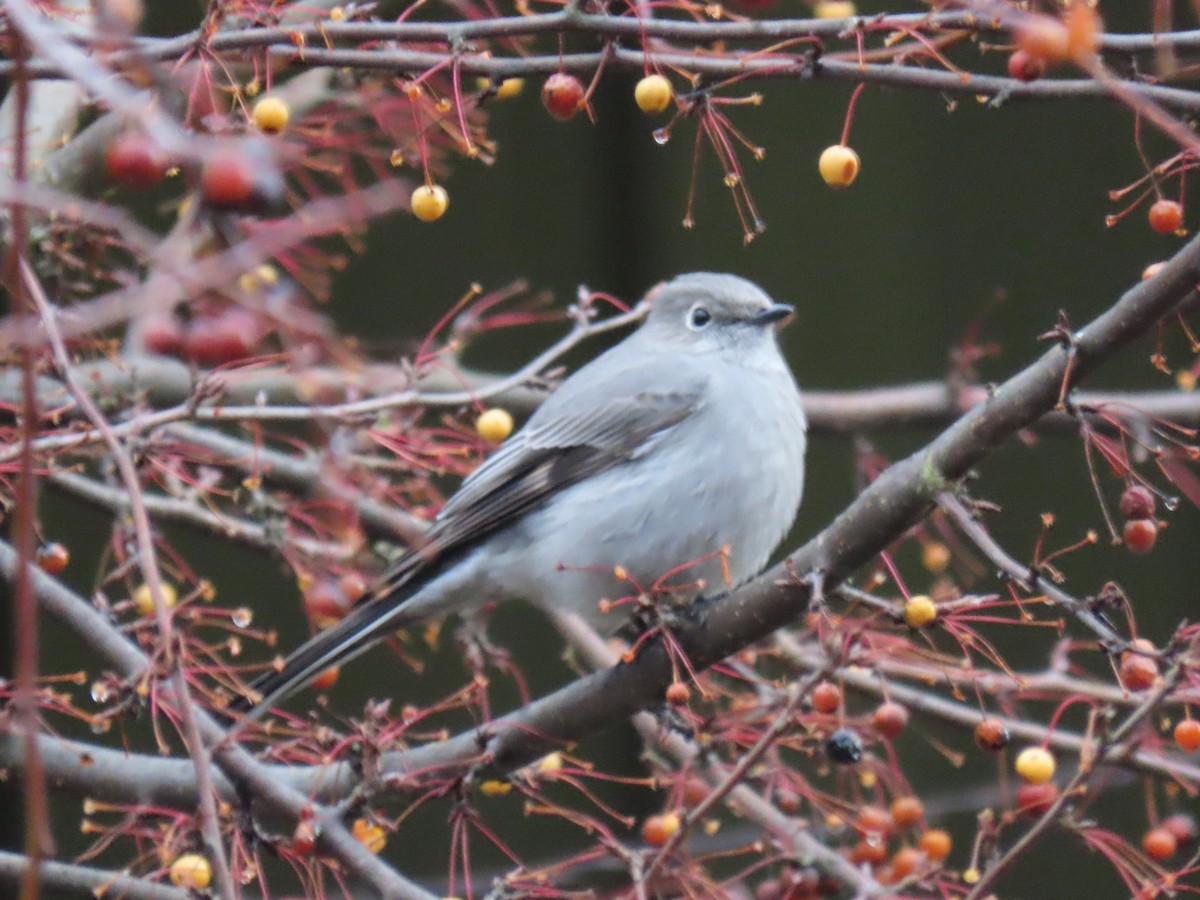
[1123,518,1158,554]
[634,74,673,114]
[411,184,449,222]
[352,818,387,853]
[872,701,909,739]
[818,144,860,188]
[665,680,691,707]
[1142,826,1178,861]
[1174,718,1200,752]
[889,796,924,829]
[541,72,584,120]
[36,542,70,575]
[1119,653,1158,691]
[917,828,951,862]
[1142,261,1166,280]
[1148,199,1184,235]
[1014,746,1056,784]
[921,541,950,574]
[310,666,340,691]
[890,846,921,879]
[974,717,1010,752]
[811,681,841,714]
[642,812,681,846]
[1015,15,1070,63]
[856,805,891,836]
[850,837,888,866]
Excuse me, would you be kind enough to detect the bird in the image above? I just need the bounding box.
[232,272,807,718]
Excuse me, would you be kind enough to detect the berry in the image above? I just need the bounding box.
[1142,826,1178,861]
[921,541,950,574]
[811,681,841,714]
[1015,782,1058,818]
[1119,652,1158,691]
[183,308,262,366]
[850,837,888,866]
[352,818,387,853]
[200,140,282,212]
[1174,718,1200,752]
[133,581,177,617]
[36,542,70,575]
[815,0,857,17]
[494,77,525,99]
[1148,199,1184,235]
[169,854,212,889]
[917,828,951,862]
[292,817,319,856]
[1142,261,1166,280]
[141,312,185,356]
[304,578,353,630]
[818,144,860,188]
[826,727,864,764]
[252,95,290,134]
[634,74,673,114]
[1006,49,1046,82]
[1014,15,1070,63]
[1014,746,1056,784]
[642,812,681,846]
[665,680,691,706]
[475,407,513,443]
[411,184,449,222]
[1119,485,1156,520]
[856,805,891,837]
[890,846,921,879]
[542,73,584,121]
[1064,1,1102,61]
[974,717,1010,752]
[1123,518,1158,554]
[106,133,169,189]
[1163,813,1198,845]
[903,594,937,629]
[873,701,909,739]
[310,666,340,691]
[890,796,924,829]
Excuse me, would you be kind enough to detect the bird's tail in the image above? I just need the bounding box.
[227,574,430,721]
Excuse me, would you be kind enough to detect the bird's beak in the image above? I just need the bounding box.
[750,303,795,328]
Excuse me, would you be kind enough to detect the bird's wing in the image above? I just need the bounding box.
[375,368,708,596]
[232,363,707,718]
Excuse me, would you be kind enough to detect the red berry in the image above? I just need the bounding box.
[183,308,262,366]
[1148,199,1184,235]
[292,816,319,856]
[200,142,283,212]
[1119,653,1157,691]
[974,717,1010,752]
[303,578,353,630]
[36,542,70,574]
[873,701,909,739]
[541,73,584,121]
[141,311,185,356]
[310,666,340,691]
[1142,826,1178,861]
[106,133,169,189]
[641,812,680,847]
[1015,782,1058,818]
[811,681,841,714]
[1123,518,1158,554]
[1119,485,1156,520]
[1174,718,1200,752]
[1007,49,1046,82]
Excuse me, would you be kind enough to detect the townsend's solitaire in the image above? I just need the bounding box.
[235,273,807,717]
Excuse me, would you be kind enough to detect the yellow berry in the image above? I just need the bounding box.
[537,751,564,774]
[476,407,514,443]
[330,5,344,19]
[352,818,387,854]
[818,144,860,188]
[252,96,290,134]
[479,779,512,796]
[133,581,177,617]
[411,184,449,222]
[815,0,857,17]
[634,74,673,114]
[903,594,937,629]
[169,854,212,890]
[1177,370,1197,391]
[1014,746,1056,784]
[495,78,524,99]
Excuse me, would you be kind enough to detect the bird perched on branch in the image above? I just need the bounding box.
[233,272,806,718]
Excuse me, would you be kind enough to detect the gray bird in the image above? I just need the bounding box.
[234,273,806,717]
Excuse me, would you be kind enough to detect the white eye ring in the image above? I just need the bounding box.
[688,304,712,330]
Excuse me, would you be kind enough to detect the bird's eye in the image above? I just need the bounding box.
[688,305,712,330]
